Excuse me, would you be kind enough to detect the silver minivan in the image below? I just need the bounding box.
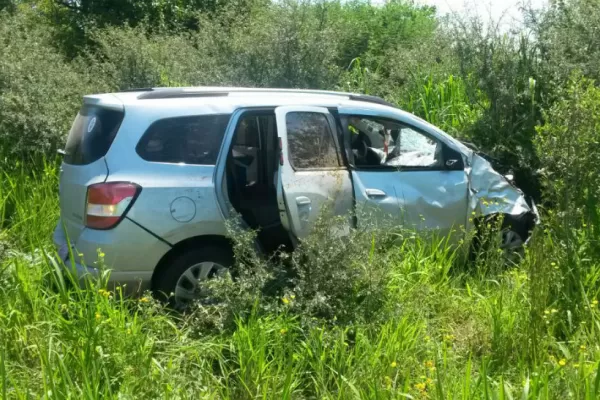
[53,87,538,305]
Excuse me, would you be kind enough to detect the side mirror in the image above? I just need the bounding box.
[442,146,465,170]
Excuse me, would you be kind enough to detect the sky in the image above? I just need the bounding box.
[416,0,548,28]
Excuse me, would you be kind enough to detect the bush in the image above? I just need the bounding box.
[535,75,600,223]
[187,212,397,334]
[87,24,227,89]
[0,11,108,158]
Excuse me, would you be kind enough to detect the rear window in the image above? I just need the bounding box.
[136,114,231,165]
[64,105,124,165]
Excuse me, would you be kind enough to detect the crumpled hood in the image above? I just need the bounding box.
[467,153,532,217]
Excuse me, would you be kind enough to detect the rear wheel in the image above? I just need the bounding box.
[153,245,233,310]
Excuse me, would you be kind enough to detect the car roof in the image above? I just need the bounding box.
[82,87,473,155]
[84,87,397,111]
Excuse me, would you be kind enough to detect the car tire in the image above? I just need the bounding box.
[469,213,530,264]
[153,245,234,310]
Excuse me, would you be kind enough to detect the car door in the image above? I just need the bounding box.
[340,112,469,239]
[275,106,353,240]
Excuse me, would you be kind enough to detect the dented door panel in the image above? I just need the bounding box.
[393,170,469,238]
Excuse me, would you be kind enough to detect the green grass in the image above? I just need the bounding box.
[1,165,599,399]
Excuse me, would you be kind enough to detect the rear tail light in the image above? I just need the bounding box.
[85,182,141,229]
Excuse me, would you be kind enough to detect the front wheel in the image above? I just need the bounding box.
[153,245,233,310]
[470,213,532,264]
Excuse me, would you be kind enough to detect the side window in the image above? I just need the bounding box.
[392,127,441,168]
[286,112,340,169]
[345,115,442,169]
[136,114,230,165]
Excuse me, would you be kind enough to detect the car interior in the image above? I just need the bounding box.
[225,110,292,252]
[347,116,443,168]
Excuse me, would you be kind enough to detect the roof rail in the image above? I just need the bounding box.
[120,87,154,93]
[131,87,397,108]
[137,90,229,100]
[348,94,398,108]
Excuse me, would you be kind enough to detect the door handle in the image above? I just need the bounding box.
[296,196,311,206]
[365,188,386,198]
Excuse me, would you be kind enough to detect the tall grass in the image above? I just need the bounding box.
[403,73,483,136]
[0,165,599,399]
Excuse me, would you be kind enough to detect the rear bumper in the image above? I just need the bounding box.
[57,259,153,295]
[53,219,170,295]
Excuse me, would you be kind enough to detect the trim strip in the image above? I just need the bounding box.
[125,217,173,247]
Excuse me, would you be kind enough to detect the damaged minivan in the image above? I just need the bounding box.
[53,87,539,306]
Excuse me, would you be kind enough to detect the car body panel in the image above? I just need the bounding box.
[351,170,401,224]
[53,217,168,294]
[467,153,532,217]
[392,169,469,238]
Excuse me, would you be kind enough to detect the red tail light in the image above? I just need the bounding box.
[85,182,141,229]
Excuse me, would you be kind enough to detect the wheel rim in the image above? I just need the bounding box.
[500,229,524,251]
[174,261,227,306]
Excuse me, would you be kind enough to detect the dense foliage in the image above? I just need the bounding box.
[1,0,600,398]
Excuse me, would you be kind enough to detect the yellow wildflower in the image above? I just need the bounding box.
[126,328,132,335]
[282,297,290,305]
[95,312,101,320]
[390,361,397,368]
[425,360,435,369]
[580,345,586,351]
[551,308,558,314]
[290,294,296,300]
[280,328,288,335]
[140,297,150,303]
[415,382,426,392]
[544,310,550,315]
[558,359,567,367]
[592,299,598,307]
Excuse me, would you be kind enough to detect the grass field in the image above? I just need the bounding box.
[1,163,599,399]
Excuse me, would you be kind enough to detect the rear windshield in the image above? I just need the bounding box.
[64,105,124,165]
[136,114,231,165]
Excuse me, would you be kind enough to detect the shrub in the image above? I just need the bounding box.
[0,11,108,158]
[87,24,227,90]
[535,75,600,223]
[187,211,398,335]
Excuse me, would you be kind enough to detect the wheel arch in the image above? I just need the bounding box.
[150,234,234,291]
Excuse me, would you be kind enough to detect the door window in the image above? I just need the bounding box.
[345,116,443,169]
[388,127,441,168]
[286,112,341,169]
